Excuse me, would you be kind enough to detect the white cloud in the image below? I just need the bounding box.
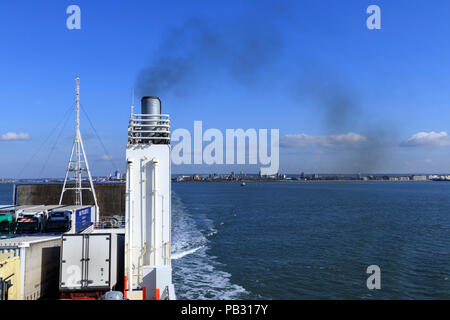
[400,131,450,147]
[100,155,113,161]
[280,132,368,148]
[0,132,30,141]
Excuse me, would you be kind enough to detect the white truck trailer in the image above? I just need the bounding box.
[59,233,124,298]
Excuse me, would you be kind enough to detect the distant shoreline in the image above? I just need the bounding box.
[0,178,445,184]
[173,179,438,183]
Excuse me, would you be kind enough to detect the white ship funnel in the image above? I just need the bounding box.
[125,96,174,300]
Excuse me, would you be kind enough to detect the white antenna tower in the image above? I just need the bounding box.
[60,77,99,219]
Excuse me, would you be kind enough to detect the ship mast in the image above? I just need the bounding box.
[60,77,99,220]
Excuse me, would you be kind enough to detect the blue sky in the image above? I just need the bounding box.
[1,0,450,177]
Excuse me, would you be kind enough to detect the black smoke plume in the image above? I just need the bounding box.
[136,18,284,98]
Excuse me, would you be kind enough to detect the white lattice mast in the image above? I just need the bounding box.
[60,77,99,219]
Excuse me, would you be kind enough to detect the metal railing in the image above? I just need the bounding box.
[93,217,125,229]
[128,114,170,145]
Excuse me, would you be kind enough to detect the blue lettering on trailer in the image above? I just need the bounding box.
[75,207,92,233]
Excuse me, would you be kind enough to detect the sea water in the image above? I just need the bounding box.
[1,181,449,299]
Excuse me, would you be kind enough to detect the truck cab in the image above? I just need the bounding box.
[0,206,32,236]
[45,205,95,234]
[0,208,15,236]
[0,214,15,235]
[0,206,16,236]
[46,210,71,233]
[15,210,46,234]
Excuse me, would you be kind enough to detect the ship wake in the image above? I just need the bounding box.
[171,192,248,300]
